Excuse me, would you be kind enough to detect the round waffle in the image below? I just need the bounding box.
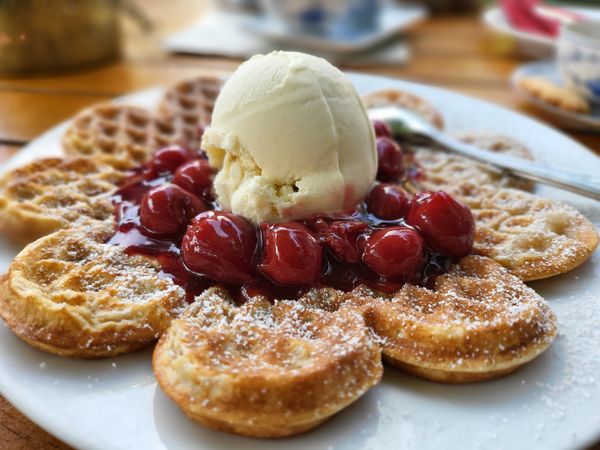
[63,104,192,169]
[361,89,445,130]
[0,223,187,358]
[452,184,599,281]
[417,132,535,192]
[153,287,382,438]
[0,157,124,245]
[359,255,557,383]
[157,75,224,148]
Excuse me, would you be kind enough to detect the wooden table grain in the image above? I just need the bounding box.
[0,1,598,449]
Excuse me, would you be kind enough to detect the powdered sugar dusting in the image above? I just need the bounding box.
[23,229,186,310]
[176,289,379,376]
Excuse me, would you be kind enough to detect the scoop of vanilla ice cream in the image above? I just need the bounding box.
[202,51,377,223]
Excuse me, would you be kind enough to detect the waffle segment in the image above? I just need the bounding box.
[0,157,124,245]
[63,104,192,169]
[417,132,535,192]
[153,288,382,438]
[452,184,599,281]
[361,89,445,130]
[0,224,186,358]
[361,256,557,383]
[157,75,224,149]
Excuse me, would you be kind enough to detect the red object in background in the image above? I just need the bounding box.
[501,0,560,37]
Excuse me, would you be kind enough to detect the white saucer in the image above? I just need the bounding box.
[240,4,426,54]
[512,60,600,132]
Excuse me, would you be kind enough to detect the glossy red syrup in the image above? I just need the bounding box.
[107,170,215,302]
[106,127,472,303]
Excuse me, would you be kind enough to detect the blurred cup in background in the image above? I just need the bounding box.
[260,0,381,35]
[557,20,600,105]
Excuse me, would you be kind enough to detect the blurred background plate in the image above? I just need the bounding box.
[162,3,425,65]
[483,6,600,59]
[512,60,600,132]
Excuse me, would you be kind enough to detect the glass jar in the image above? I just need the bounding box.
[0,0,121,75]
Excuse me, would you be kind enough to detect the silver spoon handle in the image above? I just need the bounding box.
[430,131,600,201]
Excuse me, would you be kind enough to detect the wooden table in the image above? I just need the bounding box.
[0,2,598,448]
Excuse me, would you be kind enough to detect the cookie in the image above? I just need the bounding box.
[518,77,590,114]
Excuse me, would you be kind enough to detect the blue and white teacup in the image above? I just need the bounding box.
[260,0,381,36]
[557,20,600,105]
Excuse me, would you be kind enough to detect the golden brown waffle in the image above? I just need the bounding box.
[358,256,557,383]
[157,75,224,148]
[0,157,125,245]
[153,288,382,438]
[417,132,535,192]
[0,223,187,358]
[63,104,192,169]
[361,89,445,130]
[450,184,599,281]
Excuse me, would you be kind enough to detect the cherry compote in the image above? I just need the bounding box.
[366,183,410,220]
[372,119,392,138]
[173,160,214,200]
[376,137,405,181]
[259,223,322,286]
[182,211,257,285]
[106,121,474,303]
[406,191,475,258]
[360,227,425,282]
[140,184,207,236]
[148,145,197,176]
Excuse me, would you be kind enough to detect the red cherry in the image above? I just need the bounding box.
[259,222,323,286]
[181,211,257,284]
[372,120,392,138]
[361,227,425,280]
[376,137,405,182]
[140,184,207,236]
[366,183,411,220]
[406,191,475,258]
[150,145,197,175]
[302,217,330,235]
[173,160,214,199]
[319,220,369,263]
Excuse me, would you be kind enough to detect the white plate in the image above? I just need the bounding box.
[483,6,600,59]
[512,60,600,132]
[1,74,600,450]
